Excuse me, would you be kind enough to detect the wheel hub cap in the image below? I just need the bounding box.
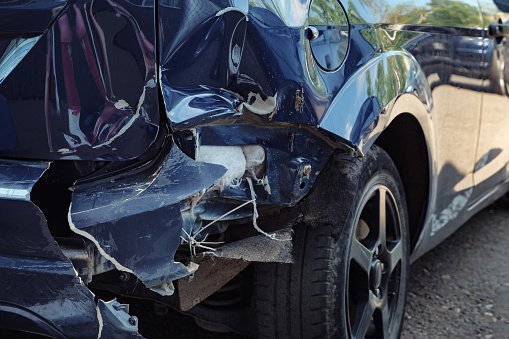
[370,259,383,290]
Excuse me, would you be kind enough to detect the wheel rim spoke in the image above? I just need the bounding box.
[378,188,387,248]
[386,240,403,276]
[351,238,373,273]
[379,301,391,338]
[352,293,375,338]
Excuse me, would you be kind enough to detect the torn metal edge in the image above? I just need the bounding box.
[96,301,104,339]
[216,7,248,17]
[67,204,135,275]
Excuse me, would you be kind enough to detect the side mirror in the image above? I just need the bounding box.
[494,0,509,12]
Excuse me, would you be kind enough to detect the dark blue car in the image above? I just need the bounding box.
[1,0,509,338]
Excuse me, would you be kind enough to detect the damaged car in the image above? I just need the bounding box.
[2,0,509,338]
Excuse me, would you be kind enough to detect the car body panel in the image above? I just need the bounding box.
[69,144,226,294]
[0,159,147,337]
[0,0,67,35]
[472,3,509,203]
[0,0,159,160]
[1,0,509,336]
[318,0,486,258]
[0,160,100,338]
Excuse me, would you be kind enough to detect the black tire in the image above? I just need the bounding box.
[254,145,410,339]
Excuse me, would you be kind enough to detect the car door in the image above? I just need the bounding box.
[399,0,485,239]
[471,0,509,203]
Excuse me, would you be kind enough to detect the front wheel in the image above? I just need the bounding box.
[255,145,410,339]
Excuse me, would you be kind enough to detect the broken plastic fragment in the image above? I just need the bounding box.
[68,145,226,296]
[0,160,102,337]
[239,92,277,115]
[97,299,144,338]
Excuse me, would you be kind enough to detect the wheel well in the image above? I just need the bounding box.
[375,114,429,251]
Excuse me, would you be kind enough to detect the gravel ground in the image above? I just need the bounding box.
[401,200,509,339]
[134,200,509,338]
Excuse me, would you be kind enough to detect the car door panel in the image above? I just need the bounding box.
[472,2,509,201]
[324,0,485,253]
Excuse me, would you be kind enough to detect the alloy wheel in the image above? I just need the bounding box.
[347,185,404,339]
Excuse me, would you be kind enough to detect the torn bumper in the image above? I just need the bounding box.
[0,161,142,338]
[69,143,226,295]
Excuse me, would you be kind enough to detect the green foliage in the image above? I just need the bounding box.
[309,0,348,25]
[383,0,483,26]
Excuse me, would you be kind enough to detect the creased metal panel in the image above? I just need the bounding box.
[0,0,159,160]
[69,144,226,293]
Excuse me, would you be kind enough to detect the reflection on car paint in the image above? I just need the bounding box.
[1,0,509,337]
[0,0,159,160]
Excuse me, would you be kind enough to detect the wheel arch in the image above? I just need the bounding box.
[318,50,433,155]
[374,111,431,252]
[0,303,66,338]
[317,49,437,254]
